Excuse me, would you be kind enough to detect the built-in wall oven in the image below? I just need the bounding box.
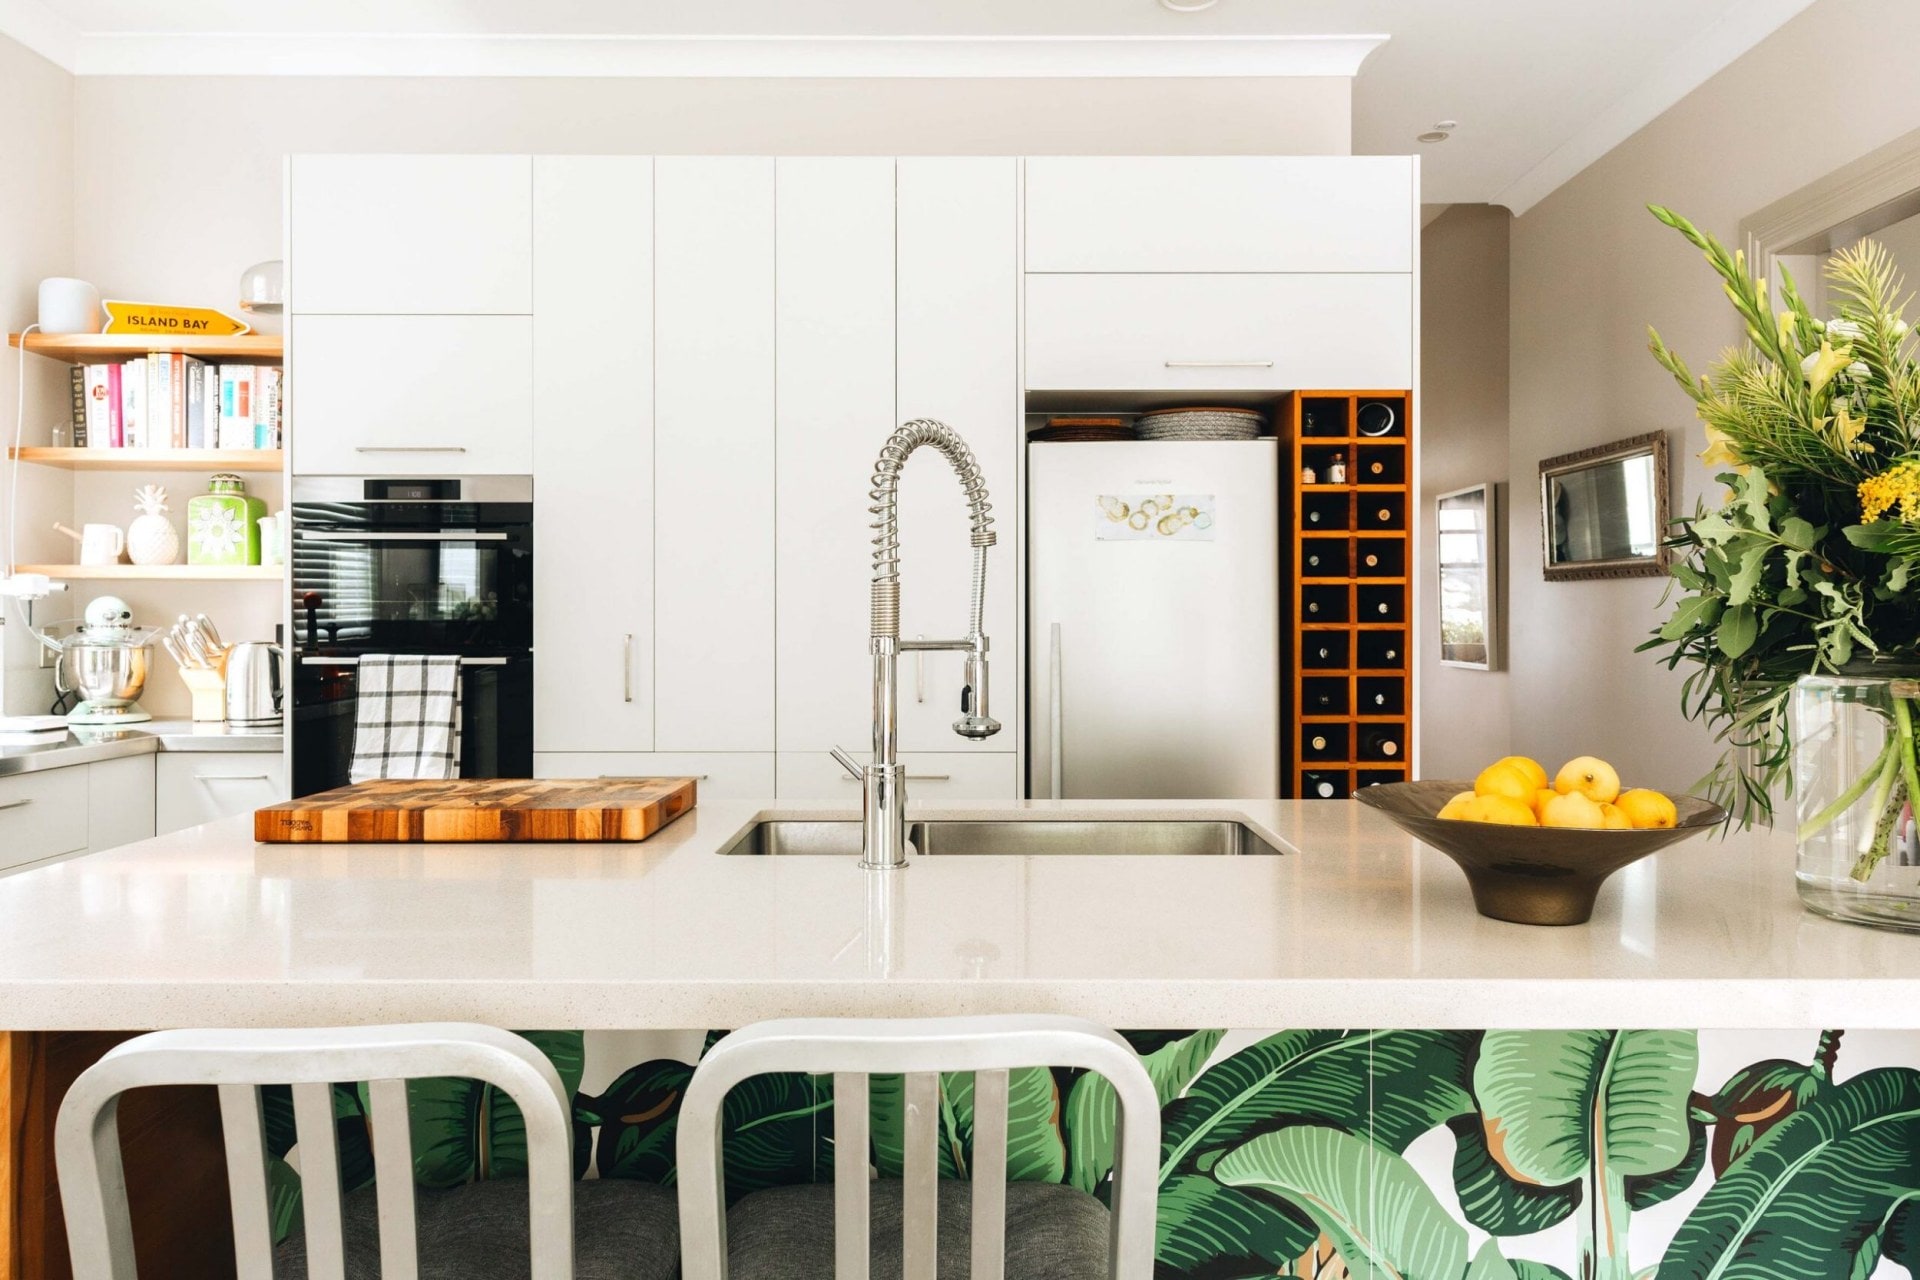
[289,476,533,796]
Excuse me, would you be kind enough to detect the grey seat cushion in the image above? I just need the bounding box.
[724,1179,1110,1280]
[274,1176,679,1280]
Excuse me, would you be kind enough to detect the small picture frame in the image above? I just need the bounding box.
[1437,482,1498,670]
[1539,432,1671,581]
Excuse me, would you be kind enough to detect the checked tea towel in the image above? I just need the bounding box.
[348,655,460,783]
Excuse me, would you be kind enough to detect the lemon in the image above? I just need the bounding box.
[1475,794,1539,826]
[1616,788,1678,829]
[1437,796,1478,821]
[1450,790,1476,806]
[1598,802,1633,830]
[1496,755,1550,791]
[1532,788,1559,816]
[1554,756,1622,805]
[1541,791,1607,829]
[1475,761,1535,802]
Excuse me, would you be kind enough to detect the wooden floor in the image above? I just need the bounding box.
[1,1032,234,1279]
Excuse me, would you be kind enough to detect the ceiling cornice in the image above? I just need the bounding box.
[1493,0,1816,216]
[14,31,1389,79]
[0,0,77,70]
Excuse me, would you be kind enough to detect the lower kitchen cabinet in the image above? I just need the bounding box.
[776,751,1018,800]
[534,752,775,800]
[0,767,90,873]
[154,753,290,837]
[87,755,156,853]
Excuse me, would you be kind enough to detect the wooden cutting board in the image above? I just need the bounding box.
[254,777,696,843]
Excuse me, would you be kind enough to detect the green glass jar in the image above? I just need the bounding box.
[186,473,264,566]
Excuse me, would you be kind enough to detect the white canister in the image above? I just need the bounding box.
[37,278,103,335]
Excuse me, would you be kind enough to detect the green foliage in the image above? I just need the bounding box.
[1643,207,1920,826]
[394,1029,587,1188]
[870,1066,1065,1184]
[587,1058,694,1183]
[1064,1027,1222,1193]
[1659,1067,1920,1279]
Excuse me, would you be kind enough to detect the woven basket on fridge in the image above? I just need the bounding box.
[1133,407,1265,441]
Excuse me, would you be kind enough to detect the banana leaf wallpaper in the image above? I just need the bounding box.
[266,1027,1920,1277]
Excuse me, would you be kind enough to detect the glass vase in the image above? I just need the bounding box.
[1793,665,1920,930]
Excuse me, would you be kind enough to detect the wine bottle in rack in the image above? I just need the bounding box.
[1359,727,1402,760]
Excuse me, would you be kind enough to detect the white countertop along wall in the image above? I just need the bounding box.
[0,798,1913,1032]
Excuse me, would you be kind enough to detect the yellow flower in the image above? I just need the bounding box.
[1701,424,1743,468]
[1858,459,1920,524]
[1834,403,1870,454]
[1802,341,1853,395]
[1778,310,1800,351]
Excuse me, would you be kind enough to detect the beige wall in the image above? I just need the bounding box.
[1507,0,1920,789]
[0,36,73,715]
[1418,204,1511,777]
[72,75,1349,311]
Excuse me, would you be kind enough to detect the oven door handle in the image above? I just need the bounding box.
[299,656,512,667]
[297,530,512,542]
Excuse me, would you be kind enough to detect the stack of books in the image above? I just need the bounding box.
[67,359,282,451]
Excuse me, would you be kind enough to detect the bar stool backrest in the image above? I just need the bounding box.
[54,1022,576,1280]
[676,1014,1160,1280]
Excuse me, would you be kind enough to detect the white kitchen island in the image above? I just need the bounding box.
[0,797,1912,1031]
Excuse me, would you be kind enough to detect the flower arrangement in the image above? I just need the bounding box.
[1640,207,1920,845]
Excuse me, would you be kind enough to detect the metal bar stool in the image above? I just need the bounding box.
[677,1015,1159,1280]
[55,1022,679,1280]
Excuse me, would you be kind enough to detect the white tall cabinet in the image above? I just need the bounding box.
[532,156,655,755]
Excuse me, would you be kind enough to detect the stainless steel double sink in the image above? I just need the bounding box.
[718,819,1283,858]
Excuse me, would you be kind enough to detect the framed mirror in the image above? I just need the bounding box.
[1539,431,1670,581]
[1437,482,1498,670]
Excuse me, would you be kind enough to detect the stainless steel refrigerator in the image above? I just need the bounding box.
[1027,439,1280,799]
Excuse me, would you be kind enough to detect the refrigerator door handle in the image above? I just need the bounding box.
[1049,622,1063,800]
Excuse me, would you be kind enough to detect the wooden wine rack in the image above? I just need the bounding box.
[1286,391,1414,799]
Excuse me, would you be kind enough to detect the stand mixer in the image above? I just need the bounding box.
[39,595,159,725]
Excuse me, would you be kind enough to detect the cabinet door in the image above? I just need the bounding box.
[532,157,654,753]
[0,767,89,873]
[88,755,155,853]
[655,157,777,752]
[155,752,289,836]
[293,315,533,473]
[534,752,775,799]
[1025,274,1414,391]
[290,155,533,314]
[776,751,1017,800]
[1024,156,1415,273]
[895,157,1021,757]
[775,158,895,754]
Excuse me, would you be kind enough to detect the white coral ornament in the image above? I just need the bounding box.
[127,484,180,566]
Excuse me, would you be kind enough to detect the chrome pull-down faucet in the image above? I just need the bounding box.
[859,419,1000,869]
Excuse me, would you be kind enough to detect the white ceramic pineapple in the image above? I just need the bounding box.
[127,484,181,566]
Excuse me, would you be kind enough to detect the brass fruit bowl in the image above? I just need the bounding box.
[1354,780,1727,925]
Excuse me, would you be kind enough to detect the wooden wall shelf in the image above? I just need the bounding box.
[7,333,282,365]
[1288,390,1414,800]
[14,564,282,583]
[8,448,283,473]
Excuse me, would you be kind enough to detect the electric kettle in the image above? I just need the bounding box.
[224,642,283,727]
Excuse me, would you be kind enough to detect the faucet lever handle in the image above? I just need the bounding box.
[829,745,864,780]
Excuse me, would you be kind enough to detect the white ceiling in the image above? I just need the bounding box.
[3,0,1817,212]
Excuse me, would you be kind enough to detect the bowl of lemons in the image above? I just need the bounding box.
[1353,755,1727,925]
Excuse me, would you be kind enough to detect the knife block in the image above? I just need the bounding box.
[178,665,227,723]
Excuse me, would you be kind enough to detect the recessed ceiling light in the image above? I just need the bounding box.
[1417,130,1450,144]
[1434,120,1459,131]
[1159,0,1220,12]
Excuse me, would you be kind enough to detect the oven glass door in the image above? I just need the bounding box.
[291,504,532,655]
[292,657,533,797]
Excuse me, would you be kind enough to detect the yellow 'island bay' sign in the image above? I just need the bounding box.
[102,301,251,338]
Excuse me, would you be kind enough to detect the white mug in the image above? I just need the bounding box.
[257,513,285,566]
[80,523,124,566]
[37,278,103,335]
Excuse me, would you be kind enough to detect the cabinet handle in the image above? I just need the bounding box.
[915,635,926,704]
[1163,360,1274,368]
[300,656,509,667]
[1049,622,1063,801]
[0,798,32,812]
[840,773,952,783]
[301,530,509,543]
[194,774,271,783]
[623,634,635,704]
[353,445,468,453]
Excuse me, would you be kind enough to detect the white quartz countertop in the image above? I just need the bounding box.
[1,797,1914,1032]
[0,718,283,776]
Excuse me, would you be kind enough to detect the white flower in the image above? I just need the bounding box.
[190,507,244,558]
[1827,319,1865,341]
[1845,361,1873,381]
[1898,320,1912,339]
